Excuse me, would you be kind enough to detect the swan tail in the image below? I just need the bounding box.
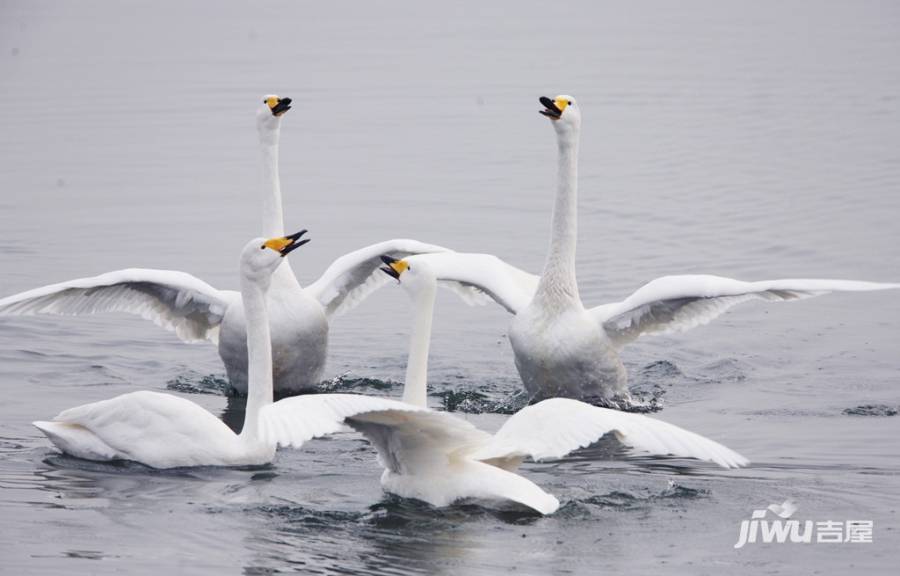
[33,420,120,461]
[459,460,560,515]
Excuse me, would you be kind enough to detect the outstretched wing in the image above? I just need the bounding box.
[404,252,540,314]
[0,268,236,343]
[591,275,900,348]
[469,398,748,469]
[258,393,489,454]
[305,239,457,317]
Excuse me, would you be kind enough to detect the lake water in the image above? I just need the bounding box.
[1,1,898,574]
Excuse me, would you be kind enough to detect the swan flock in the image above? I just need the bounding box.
[35,232,747,514]
[4,93,897,513]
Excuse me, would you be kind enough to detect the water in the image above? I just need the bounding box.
[1,0,899,573]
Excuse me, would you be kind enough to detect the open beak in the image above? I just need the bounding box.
[379,255,408,281]
[268,96,293,117]
[263,229,309,257]
[539,96,562,120]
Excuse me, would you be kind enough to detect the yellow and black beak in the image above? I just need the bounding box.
[539,96,566,120]
[266,96,293,117]
[379,255,409,281]
[262,229,309,257]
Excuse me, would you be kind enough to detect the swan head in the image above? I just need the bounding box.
[379,255,436,294]
[240,229,309,284]
[256,94,292,141]
[539,95,580,133]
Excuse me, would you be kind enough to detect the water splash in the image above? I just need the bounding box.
[166,373,229,395]
[562,481,709,515]
[842,404,898,416]
[320,374,399,394]
[436,389,530,414]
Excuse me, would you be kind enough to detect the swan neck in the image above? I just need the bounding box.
[536,128,580,303]
[260,133,301,289]
[240,277,274,439]
[260,138,285,239]
[403,281,436,408]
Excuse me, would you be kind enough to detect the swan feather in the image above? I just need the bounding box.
[305,239,454,318]
[0,268,234,343]
[469,397,749,469]
[592,275,900,347]
[404,252,539,314]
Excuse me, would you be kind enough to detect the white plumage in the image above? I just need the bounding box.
[0,269,234,343]
[470,397,748,469]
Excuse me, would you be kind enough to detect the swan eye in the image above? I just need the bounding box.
[260,244,266,250]
[568,100,573,106]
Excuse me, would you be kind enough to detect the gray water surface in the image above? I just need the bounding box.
[1,1,899,574]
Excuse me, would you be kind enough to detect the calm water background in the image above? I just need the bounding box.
[1,1,899,574]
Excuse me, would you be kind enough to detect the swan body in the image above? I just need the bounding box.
[217,283,328,394]
[378,96,900,405]
[325,257,749,514]
[510,298,625,401]
[35,390,272,467]
[0,96,450,395]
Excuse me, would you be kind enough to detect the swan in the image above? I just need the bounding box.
[33,233,746,516]
[32,232,432,467]
[0,95,451,396]
[377,95,900,407]
[319,254,747,514]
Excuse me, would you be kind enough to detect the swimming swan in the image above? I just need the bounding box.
[31,235,746,512]
[307,255,747,514]
[33,232,438,468]
[0,96,450,396]
[380,95,900,406]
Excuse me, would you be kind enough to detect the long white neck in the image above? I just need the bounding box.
[260,129,284,238]
[402,279,437,408]
[239,276,274,440]
[535,126,580,304]
[259,128,300,289]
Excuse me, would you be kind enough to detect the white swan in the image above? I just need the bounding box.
[380,95,900,406]
[317,255,746,514]
[33,233,429,467]
[0,95,451,396]
[32,234,746,515]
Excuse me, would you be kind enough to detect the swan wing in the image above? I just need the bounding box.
[591,275,900,348]
[305,239,455,317]
[470,398,748,469]
[0,268,235,343]
[405,252,540,314]
[259,393,489,452]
